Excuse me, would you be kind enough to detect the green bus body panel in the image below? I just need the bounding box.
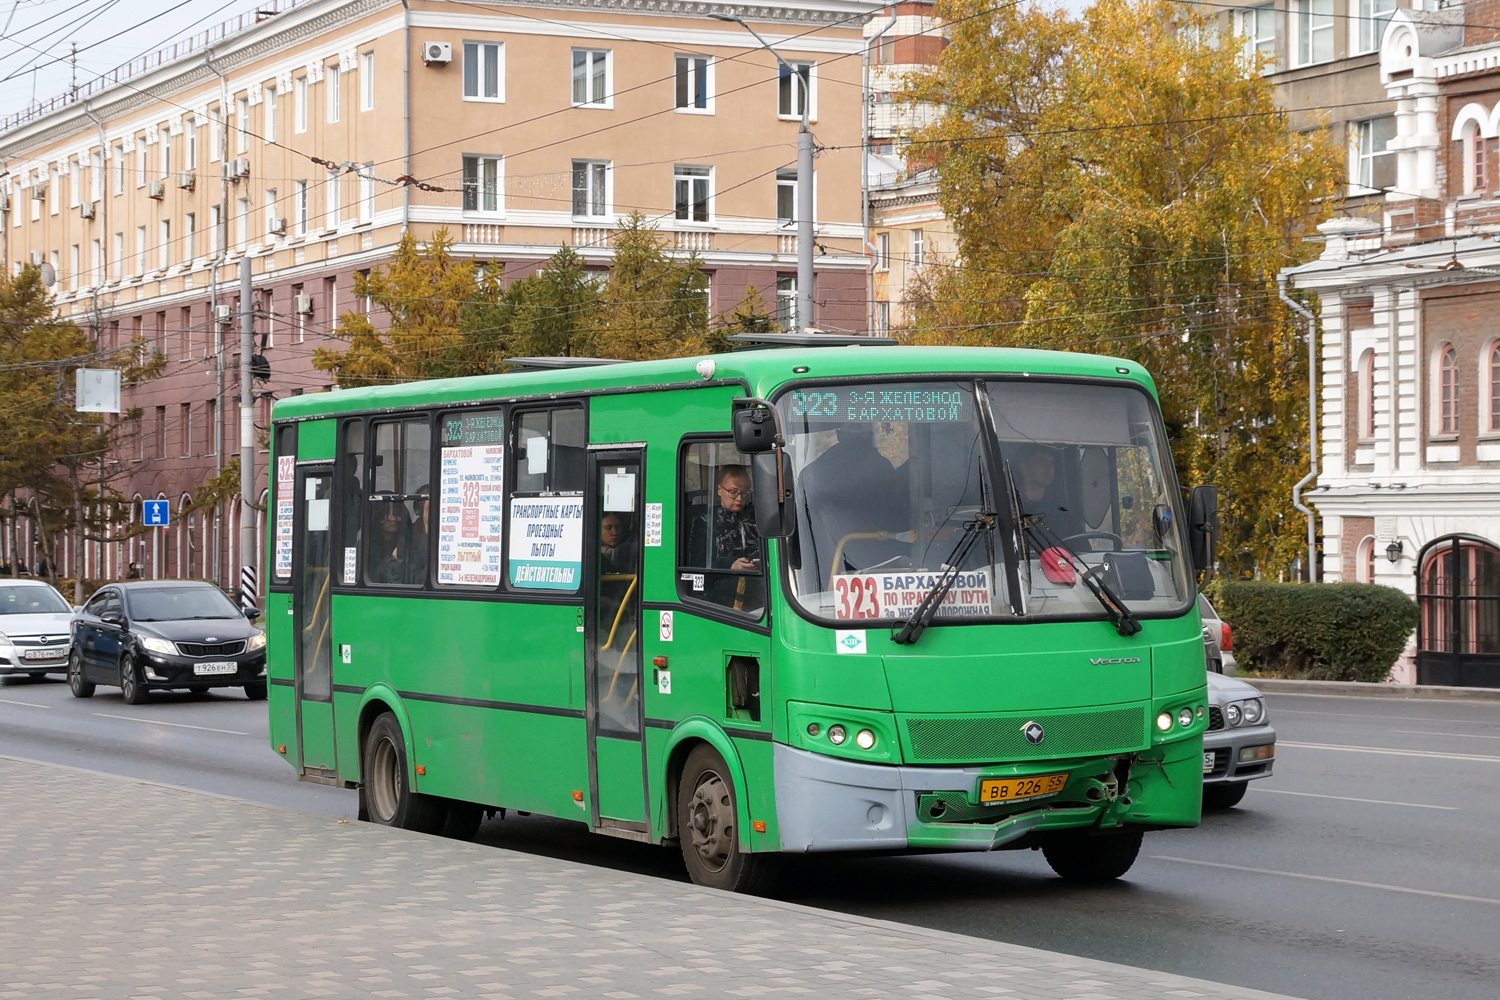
[266,591,296,769]
[596,737,647,823]
[296,419,335,460]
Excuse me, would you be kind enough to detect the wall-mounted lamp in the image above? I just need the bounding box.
[1386,540,1404,564]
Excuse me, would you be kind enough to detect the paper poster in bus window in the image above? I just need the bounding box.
[830,570,991,621]
[509,497,584,590]
[437,444,505,586]
[274,455,295,578]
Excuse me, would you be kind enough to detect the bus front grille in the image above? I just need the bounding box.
[901,706,1146,763]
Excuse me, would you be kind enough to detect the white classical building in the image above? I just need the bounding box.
[1284,7,1500,687]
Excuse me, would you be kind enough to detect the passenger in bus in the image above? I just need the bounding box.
[405,486,431,584]
[599,511,636,642]
[1014,444,1081,539]
[600,512,635,576]
[367,492,410,584]
[687,466,763,610]
[801,422,909,573]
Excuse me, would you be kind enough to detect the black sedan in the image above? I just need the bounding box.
[69,581,266,704]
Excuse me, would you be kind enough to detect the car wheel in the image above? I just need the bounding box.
[1042,829,1144,882]
[243,682,267,701]
[68,651,94,699]
[1204,781,1249,810]
[676,744,776,893]
[360,712,445,833]
[119,654,148,705]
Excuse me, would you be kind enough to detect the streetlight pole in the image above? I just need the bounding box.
[711,13,815,333]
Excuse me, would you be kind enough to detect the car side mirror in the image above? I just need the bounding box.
[100,610,124,625]
[1188,485,1219,579]
[244,607,262,621]
[750,451,796,540]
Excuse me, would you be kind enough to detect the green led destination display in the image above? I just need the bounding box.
[787,386,970,423]
[441,409,505,447]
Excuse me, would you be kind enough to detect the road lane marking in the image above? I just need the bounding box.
[1152,856,1500,907]
[1274,708,1500,724]
[1255,788,1457,810]
[91,712,249,736]
[1393,729,1500,740]
[0,698,50,709]
[1280,740,1500,763]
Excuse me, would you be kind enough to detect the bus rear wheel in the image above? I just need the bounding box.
[1042,829,1144,882]
[361,712,445,834]
[676,744,774,893]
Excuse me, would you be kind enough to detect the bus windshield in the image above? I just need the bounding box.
[777,378,1195,626]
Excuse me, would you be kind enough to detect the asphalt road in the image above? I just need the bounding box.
[2,677,1497,1000]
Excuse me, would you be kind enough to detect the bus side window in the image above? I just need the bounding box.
[677,440,764,615]
[514,406,585,494]
[338,419,365,583]
[365,416,431,587]
[508,405,585,594]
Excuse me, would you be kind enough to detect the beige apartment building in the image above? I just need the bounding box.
[0,0,879,587]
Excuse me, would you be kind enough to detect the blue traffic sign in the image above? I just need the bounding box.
[142,500,170,527]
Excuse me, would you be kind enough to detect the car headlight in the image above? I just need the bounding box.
[246,631,266,652]
[1225,702,1243,727]
[138,636,178,656]
[1241,698,1264,725]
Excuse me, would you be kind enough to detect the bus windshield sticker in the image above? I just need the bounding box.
[438,443,506,586]
[643,502,662,546]
[788,387,969,424]
[603,472,636,512]
[834,629,867,654]
[508,496,583,590]
[274,455,294,578]
[831,571,991,621]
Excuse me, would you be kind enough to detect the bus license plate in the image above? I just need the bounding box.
[979,773,1067,805]
[193,661,238,676]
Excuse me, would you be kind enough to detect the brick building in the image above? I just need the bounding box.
[1285,6,1500,686]
[0,0,879,589]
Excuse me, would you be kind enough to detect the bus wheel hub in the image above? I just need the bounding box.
[687,771,733,870]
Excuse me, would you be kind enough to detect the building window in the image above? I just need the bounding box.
[1437,344,1459,436]
[675,55,710,111]
[777,62,813,119]
[571,160,609,218]
[236,197,250,249]
[112,145,125,195]
[1295,0,1334,66]
[265,187,279,235]
[136,138,148,187]
[236,97,250,154]
[112,231,124,281]
[1462,122,1488,194]
[1490,341,1500,433]
[158,220,170,270]
[184,213,195,261]
[911,228,925,267]
[776,169,796,226]
[160,133,172,179]
[1358,348,1375,441]
[1357,0,1397,55]
[875,231,890,271]
[1356,536,1375,583]
[463,42,503,101]
[70,159,81,207]
[209,107,222,160]
[462,154,503,214]
[295,181,309,235]
[1353,117,1396,192]
[674,165,711,222]
[265,85,278,142]
[210,204,223,255]
[359,164,375,223]
[361,51,375,110]
[327,63,341,122]
[572,49,609,107]
[326,169,341,228]
[874,300,890,335]
[295,76,309,133]
[90,149,103,203]
[776,274,797,330]
[184,117,197,169]
[135,225,146,275]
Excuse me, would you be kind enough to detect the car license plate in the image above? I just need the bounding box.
[21,648,63,660]
[1203,751,1216,774]
[193,661,238,676]
[978,773,1067,805]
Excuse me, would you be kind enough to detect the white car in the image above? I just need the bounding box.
[0,580,76,679]
[1202,671,1275,809]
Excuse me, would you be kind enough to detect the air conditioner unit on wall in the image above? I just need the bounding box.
[147,179,165,200]
[176,171,196,191]
[79,202,95,220]
[223,157,250,181]
[214,304,234,324]
[421,41,451,65]
[294,294,313,315]
[268,217,286,236]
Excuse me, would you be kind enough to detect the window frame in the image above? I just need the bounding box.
[462,153,505,216]
[362,414,435,589]
[1352,116,1397,193]
[1355,0,1397,55]
[1434,343,1459,438]
[294,75,308,134]
[673,164,712,224]
[571,48,611,108]
[674,54,712,114]
[463,41,505,102]
[776,274,797,330]
[571,159,610,220]
[1487,339,1500,435]
[1357,348,1376,442]
[1294,0,1335,68]
[776,169,797,227]
[675,435,767,621]
[360,51,376,111]
[507,404,587,595]
[777,61,816,121]
[327,63,341,123]
[265,85,278,143]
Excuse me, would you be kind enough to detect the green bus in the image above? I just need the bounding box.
[267,341,1218,890]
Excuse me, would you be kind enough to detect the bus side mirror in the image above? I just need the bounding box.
[1188,485,1218,578]
[732,406,777,454]
[751,451,796,539]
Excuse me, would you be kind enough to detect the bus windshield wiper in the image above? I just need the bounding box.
[1021,515,1142,638]
[891,513,994,645]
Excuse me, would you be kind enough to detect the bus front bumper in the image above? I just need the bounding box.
[771,741,1201,853]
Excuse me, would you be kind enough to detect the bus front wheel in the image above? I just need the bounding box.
[1042,829,1144,882]
[361,713,446,834]
[676,744,774,893]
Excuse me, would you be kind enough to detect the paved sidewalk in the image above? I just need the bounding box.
[0,756,1305,1000]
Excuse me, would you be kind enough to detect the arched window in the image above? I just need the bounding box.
[1358,349,1376,440]
[1356,535,1375,583]
[1436,344,1459,436]
[1417,536,1500,686]
[1490,341,1500,434]
[1466,122,1489,194]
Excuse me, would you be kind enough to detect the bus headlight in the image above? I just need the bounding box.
[1177,708,1193,728]
[855,729,876,750]
[1156,712,1173,732]
[827,724,847,746]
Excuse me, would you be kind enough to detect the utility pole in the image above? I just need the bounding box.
[238,257,256,611]
[710,12,816,333]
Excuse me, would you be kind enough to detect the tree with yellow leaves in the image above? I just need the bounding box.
[903,0,1345,578]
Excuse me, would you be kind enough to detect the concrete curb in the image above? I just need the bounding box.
[1251,677,1500,702]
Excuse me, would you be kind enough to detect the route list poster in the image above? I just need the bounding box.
[438,443,506,587]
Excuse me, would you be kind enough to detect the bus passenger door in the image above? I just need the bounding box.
[585,448,648,834]
[292,464,338,776]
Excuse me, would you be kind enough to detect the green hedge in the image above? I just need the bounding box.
[1212,581,1418,683]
